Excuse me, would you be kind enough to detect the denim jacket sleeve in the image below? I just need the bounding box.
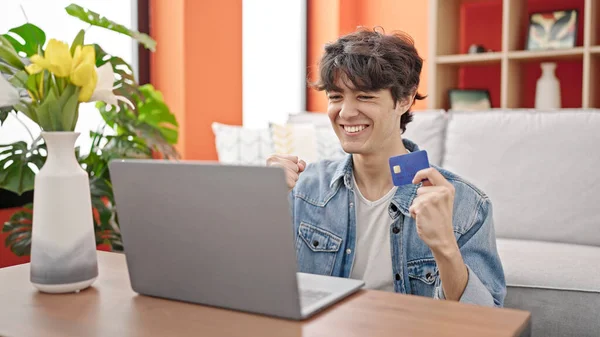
[433,197,507,307]
[288,189,295,222]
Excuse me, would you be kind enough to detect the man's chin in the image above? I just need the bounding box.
[340,145,363,155]
[339,138,371,155]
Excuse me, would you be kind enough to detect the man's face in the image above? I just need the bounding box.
[326,77,408,155]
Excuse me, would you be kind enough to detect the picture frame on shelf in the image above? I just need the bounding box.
[448,89,491,111]
[525,9,578,51]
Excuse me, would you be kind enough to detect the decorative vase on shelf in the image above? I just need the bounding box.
[30,131,98,293]
[535,62,561,109]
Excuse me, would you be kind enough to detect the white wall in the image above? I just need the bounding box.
[242,0,306,128]
[0,0,135,153]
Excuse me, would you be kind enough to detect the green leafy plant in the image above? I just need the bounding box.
[65,4,156,51]
[0,4,179,255]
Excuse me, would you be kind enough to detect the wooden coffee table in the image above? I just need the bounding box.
[0,251,530,337]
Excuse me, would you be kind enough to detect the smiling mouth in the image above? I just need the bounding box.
[342,125,369,134]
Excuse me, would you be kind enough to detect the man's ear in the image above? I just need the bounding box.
[395,94,416,116]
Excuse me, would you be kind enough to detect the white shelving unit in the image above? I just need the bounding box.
[427,0,600,109]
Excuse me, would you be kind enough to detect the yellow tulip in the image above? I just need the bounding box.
[70,45,98,101]
[71,45,96,77]
[27,39,72,77]
[77,66,98,102]
[25,62,43,75]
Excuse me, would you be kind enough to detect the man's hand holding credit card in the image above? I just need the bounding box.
[389,150,431,186]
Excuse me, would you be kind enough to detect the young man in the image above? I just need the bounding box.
[267,28,506,307]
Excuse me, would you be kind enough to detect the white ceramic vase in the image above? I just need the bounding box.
[535,62,561,109]
[30,131,98,293]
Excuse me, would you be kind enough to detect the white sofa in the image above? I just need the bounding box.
[213,109,600,337]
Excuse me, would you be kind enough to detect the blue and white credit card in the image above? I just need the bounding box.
[389,150,430,186]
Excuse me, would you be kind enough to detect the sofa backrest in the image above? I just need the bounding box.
[441,110,600,247]
[287,110,448,166]
[403,110,447,167]
[215,109,600,246]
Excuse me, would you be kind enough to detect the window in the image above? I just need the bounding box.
[242,0,307,128]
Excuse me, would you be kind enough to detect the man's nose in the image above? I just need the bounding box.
[339,101,359,119]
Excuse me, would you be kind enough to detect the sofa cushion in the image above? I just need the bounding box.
[287,110,448,166]
[497,238,600,292]
[442,110,600,246]
[403,110,447,166]
[497,238,600,337]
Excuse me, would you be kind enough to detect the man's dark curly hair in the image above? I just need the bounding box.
[312,27,426,133]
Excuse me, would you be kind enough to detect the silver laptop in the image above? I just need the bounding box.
[108,159,364,320]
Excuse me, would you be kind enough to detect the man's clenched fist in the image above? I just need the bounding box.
[266,154,306,191]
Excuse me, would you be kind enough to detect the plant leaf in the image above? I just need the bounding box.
[136,84,179,144]
[41,69,52,101]
[90,176,113,199]
[8,70,29,89]
[101,134,152,160]
[93,43,111,67]
[36,90,56,131]
[93,44,140,111]
[2,204,33,256]
[0,61,19,76]
[137,102,178,144]
[0,36,25,70]
[0,107,10,126]
[47,101,63,131]
[2,23,46,58]
[70,29,85,55]
[95,83,181,160]
[65,4,156,51]
[14,103,38,125]
[0,141,46,195]
[134,123,180,159]
[52,84,80,131]
[25,71,40,100]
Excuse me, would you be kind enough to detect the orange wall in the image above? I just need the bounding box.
[150,0,242,160]
[150,0,186,156]
[307,0,341,114]
[307,0,429,112]
[183,1,242,160]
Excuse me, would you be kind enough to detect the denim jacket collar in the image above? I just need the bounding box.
[329,138,422,217]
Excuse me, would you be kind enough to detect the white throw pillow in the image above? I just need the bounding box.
[211,122,274,166]
[270,123,319,163]
[315,125,347,161]
[270,122,346,163]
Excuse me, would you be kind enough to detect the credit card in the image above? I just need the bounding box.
[389,150,430,186]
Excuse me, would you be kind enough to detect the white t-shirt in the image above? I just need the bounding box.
[349,173,398,292]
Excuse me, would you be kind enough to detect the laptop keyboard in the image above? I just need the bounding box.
[299,289,332,307]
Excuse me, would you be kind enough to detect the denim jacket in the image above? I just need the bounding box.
[289,138,506,307]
